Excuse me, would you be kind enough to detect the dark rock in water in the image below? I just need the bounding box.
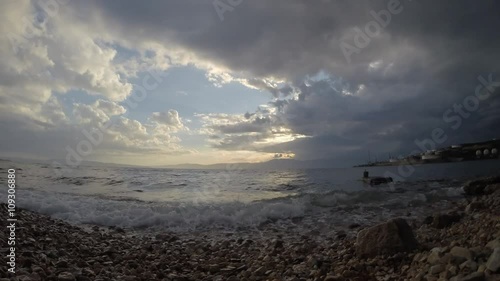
[134,189,144,192]
[432,212,462,229]
[108,179,125,185]
[355,218,418,258]
[348,223,361,229]
[369,177,393,185]
[463,176,500,195]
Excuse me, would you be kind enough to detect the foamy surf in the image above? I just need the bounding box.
[2,189,307,232]
[2,160,500,233]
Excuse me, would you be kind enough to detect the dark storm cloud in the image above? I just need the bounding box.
[83,1,500,78]
[76,0,500,164]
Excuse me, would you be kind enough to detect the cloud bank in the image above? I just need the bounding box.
[0,0,499,165]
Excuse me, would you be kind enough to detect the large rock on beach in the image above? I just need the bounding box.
[432,212,462,229]
[486,248,500,273]
[450,246,473,263]
[463,176,500,195]
[355,218,418,258]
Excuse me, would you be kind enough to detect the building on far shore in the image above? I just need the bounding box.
[354,138,500,167]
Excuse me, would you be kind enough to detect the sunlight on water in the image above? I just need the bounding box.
[1,159,499,231]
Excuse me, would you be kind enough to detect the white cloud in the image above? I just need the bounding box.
[94,99,127,116]
[150,110,185,132]
[195,111,306,152]
[0,2,194,163]
[73,103,110,125]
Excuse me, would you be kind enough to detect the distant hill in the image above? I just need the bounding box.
[0,156,350,170]
[161,158,346,170]
[0,156,142,169]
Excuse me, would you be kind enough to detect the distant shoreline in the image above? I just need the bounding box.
[355,138,500,168]
[354,157,500,168]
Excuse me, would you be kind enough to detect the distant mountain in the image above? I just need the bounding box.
[1,156,349,170]
[0,156,142,169]
[162,158,347,170]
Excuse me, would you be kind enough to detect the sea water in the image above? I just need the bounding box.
[0,159,498,233]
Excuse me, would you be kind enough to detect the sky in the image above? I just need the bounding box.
[0,0,499,167]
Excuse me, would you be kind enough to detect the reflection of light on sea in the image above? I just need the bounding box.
[2,159,500,232]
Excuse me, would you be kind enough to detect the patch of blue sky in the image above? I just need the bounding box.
[124,65,272,126]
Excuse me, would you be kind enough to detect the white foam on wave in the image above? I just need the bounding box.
[445,187,464,197]
[425,187,463,202]
[1,189,306,231]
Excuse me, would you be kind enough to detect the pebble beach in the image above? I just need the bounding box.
[1,176,500,281]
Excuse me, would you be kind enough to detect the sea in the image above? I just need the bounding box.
[1,159,499,235]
